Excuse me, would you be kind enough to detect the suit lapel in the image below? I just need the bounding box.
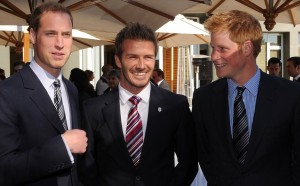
[21,66,66,134]
[244,73,275,165]
[102,90,124,140]
[140,85,164,159]
[212,80,238,161]
[102,90,135,170]
[63,77,79,129]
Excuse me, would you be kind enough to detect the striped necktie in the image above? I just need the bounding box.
[53,79,68,131]
[126,96,143,166]
[233,86,249,165]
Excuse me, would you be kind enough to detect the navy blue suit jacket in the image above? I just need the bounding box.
[0,65,80,186]
[79,84,198,186]
[193,72,300,186]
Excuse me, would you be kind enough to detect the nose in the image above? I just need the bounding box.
[55,35,64,49]
[136,57,145,69]
[211,49,220,63]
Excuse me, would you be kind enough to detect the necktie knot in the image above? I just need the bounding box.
[53,79,60,88]
[236,86,246,96]
[129,96,141,106]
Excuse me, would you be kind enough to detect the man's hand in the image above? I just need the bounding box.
[62,129,87,154]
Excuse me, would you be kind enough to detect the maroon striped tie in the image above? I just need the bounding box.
[126,96,143,166]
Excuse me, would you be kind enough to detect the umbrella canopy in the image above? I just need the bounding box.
[156,33,210,48]
[83,14,211,48]
[156,14,210,47]
[0,25,113,53]
[0,0,211,33]
[183,0,300,31]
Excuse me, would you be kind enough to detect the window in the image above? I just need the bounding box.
[259,33,283,76]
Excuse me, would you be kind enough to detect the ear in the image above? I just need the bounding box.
[296,64,300,72]
[114,54,121,69]
[29,28,36,45]
[242,40,253,56]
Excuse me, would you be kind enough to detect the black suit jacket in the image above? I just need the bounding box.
[79,84,198,186]
[192,72,300,186]
[0,65,81,186]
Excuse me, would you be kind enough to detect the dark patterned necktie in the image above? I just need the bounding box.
[233,86,249,165]
[53,79,68,131]
[126,96,143,166]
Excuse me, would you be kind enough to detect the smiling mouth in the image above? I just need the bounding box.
[134,72,146,76]
[214,63,226,69]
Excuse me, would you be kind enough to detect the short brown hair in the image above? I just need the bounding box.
[29,2,73,33]
[115,22,158,59]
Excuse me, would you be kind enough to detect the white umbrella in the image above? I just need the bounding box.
[156,14,210,47]
[156,33,210,48]
[82,14,211,48]
[0,0,211,57]
[0,25,113,53]
[156,14,209,34]
[183,0,300,31]
[0,0,211,32]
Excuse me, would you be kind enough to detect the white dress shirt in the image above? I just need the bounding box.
[29,60,74,163]
[118,83,151,140]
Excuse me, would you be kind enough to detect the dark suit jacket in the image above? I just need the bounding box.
[79,84,198,186]
[0,65,81,186]
[192,72,300,186]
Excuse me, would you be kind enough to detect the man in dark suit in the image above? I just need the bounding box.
[152,68,171,91]
[0,2,87,186]
[192,10,300,186]
[267,57,282,77]
[286,56,300,82]
[95,64,113,95]
[79,22,198,186]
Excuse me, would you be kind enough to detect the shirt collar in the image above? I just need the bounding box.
[228,67,260,97]
[119,82,151,105]
[157,79,163,86]
[29,59,63,88]
[294,73,300,80]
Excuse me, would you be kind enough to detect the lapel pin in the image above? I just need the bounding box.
[158,107,162,112]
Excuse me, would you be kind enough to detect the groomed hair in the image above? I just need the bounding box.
[13,61,25,68]
[101,64,113,74]
[114,22,158,59]
[267,57,282,67]
[204,10,262,58]
[108,69,120,79]
[153,68,165,79]
[287,57,300,67]
[29,2,73,33]
[85,69,93,77]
